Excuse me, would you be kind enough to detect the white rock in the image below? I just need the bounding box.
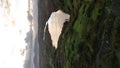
[44,10,70,49]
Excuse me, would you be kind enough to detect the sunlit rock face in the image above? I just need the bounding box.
[0,0,38,68]
[44,10,70,49]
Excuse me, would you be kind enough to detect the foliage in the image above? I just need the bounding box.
[48,0,120,68]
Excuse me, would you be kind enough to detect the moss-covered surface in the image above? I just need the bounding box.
[45,0,120,68]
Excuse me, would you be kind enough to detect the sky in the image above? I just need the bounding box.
[0,0,34,68]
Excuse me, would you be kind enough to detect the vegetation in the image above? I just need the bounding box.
[45,0,120,68]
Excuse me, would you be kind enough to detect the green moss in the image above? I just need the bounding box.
[91,2,103,21]
[91,6,100,21]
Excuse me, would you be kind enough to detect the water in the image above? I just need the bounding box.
[0,0,38,68]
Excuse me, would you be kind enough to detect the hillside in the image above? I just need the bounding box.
[38,0,120,68]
